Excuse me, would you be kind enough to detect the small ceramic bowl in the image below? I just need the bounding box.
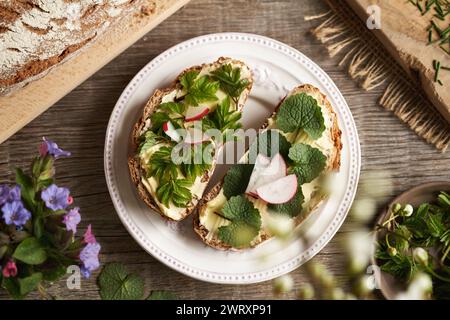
[372,181,450,300]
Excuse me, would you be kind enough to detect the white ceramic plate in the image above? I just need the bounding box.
[104,33,361,284]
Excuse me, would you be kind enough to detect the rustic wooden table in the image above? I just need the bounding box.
[1,0,449,300]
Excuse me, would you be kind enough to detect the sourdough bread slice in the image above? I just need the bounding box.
[128,57,253,221]
[194,84,342,250]
[0,0,152,95]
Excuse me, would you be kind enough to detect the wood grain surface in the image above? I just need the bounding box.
[0,0,190,145]
[0,0,449,300]
[345,0,450,123]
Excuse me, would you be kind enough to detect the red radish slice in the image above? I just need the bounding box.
[245,154,271,195]
[245,153,287,195]
[185,106,209,122]
[256,174,298,204]
[264,153,287,177]
[162,121,181,142]
[184,127,209,144]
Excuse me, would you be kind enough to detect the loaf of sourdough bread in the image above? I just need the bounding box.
[0,0,153,95]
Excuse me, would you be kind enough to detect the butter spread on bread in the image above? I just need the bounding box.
[128,58,253,221]
[195,84,342,250]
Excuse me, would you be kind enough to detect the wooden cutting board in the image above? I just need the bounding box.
[0,0,190,144]
[345,0,450,124]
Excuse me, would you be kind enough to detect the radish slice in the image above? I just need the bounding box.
[264,153,287,177]
[185,106,209,122]
[162,121,181,142]
[245,153,287,195]
[245,154,271,196]
[184,127,209,144]
[256,174,298,204]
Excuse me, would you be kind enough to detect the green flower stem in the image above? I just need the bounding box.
[425,265,450,283]
[385,234,392,248]
[441,244,450,264]
[382,214,400,227]
[376,225,410,243]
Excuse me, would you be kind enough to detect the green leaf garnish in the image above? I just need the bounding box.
[147,290,178,300]
[156,179,193,208]
[181,73,220,106]
[203,96,242,133]
[218,195,261,248]
[148,146,178,182]
[268,185,304,218]
[180,70,200,90]
[223,164,254,199]
[138,131,163,156]
[288,143,326,184]
[99,263,145,300]
[159,102,186,117]
[178,143,214,181]
[248,130,291,162]
[148,142,213,208]
[276,93,325,140]
[150,112,172,133]
[211,64,250,103]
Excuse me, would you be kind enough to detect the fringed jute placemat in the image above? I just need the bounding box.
[306,0,450,152]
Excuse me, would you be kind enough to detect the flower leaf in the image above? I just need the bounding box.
[18,272,43,296]
[99,263,145,300]
[13,237,47,265]
[147,290,178,300]
[15,168,35,210]
[1,277,23,300]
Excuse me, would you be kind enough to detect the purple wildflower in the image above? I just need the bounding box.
[40,137,71,159]
[80,267,91,279]
[63,207,81,233]
[41,184,70,211]
[79,242,101,279]
[83,224,96,244]
[2,201,31,226]
[8,185,21,202]
[0,185,10,206]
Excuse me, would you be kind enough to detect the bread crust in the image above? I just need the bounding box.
[128,57,253,221]
[0,0,150,96]
[194,84,343,250]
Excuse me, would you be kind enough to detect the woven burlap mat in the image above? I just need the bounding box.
[307,0,450,152]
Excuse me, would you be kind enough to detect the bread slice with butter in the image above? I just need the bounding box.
[128,57,253,221]
[194,84,342,250]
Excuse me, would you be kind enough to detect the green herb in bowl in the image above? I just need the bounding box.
[376,191,450,299]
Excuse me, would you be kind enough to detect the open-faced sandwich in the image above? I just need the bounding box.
[128,58,253,221]
[194,84,342,250]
